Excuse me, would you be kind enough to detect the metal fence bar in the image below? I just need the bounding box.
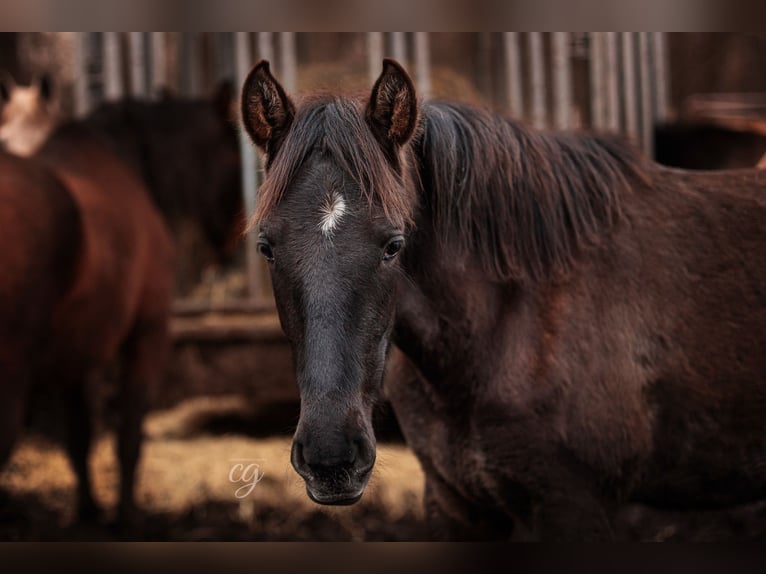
[213,33,234,84]
[652,32,670,123]
[279,32,297,93]
[181,33,202,97]
[604,32,620,132]
[638,32,654,156]
[102,32,123,101]
[391,32,407,65]
[621,32,638,143]
[589,32,605,130]
[368,32,384,83]
[414,32,431,99]
[257,32,274,64]
[528,32,546,129]
[235,33,263,303]
[252,32,276,303]
[72,32,91,116]
[552,32,572,130]
[503,32,524,118]
[149,32,167,98]
[128,32,147,98]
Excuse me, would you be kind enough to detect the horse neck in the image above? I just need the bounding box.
[391,103,645,388]
[393,217,529,389]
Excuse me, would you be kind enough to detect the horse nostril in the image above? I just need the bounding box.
[292,433,375,480]
[353,438,375,473]
[291,440,307,473]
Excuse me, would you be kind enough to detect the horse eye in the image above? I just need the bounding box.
[382,237,404,261]
[258,241,274,263]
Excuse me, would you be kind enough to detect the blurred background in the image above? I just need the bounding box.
[1,32,766,540]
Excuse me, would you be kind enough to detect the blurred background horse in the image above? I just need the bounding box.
[0,74,244,296]
[0,126,175,525]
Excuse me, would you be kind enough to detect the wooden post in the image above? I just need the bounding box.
[652,32,670,123]
[621,33,638,143]
[149,32,167,98]
[528,32,546,129]
[181,33,202,97]
[552,32,571,130]
[235,33,264,304]
[413,32,431,99]
[102,32,123,101]
[213,33,235,84]
[72,33,91,116]
[128,32,147,98]
[368,33,384,83]
[391,32,407,65]
[503,32,524,119]
[639,32,654,156]
[589,33,605,130]
[279,32,297,93]
[604,32,620,132]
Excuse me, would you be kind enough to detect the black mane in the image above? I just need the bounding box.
[415,101,651,282]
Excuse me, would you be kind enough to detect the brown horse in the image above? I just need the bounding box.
[1,75,242,273]
[0,120,174,524]
[240,59,766,540]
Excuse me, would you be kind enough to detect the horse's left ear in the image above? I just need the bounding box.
[366,58,418,150]
[241,60,295,156]
[0,71,15,102]
[39,73,53,102]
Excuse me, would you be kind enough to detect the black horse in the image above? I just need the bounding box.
[240,59,766,540]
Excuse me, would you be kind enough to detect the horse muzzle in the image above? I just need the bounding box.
[290,432,376,506]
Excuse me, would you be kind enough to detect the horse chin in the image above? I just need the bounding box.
[306,487,365,506]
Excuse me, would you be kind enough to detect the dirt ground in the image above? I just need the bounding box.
[3,393,766,541]
[0,395,426,541]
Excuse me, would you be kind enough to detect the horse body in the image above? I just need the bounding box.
[0,122,174,523]
[390,164,766,537]
[36,125,174,372]
[0,151,80,464]
[240,59,766,540]
[1,77,242,272]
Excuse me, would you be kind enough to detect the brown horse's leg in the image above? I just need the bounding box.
[116,318,168,527]
[0,362,26,470]
[63,380,99,521]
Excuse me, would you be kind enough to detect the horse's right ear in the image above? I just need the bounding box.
[0,72,14,102]
[366,58,418,151]
[39,73,53,102]
[241,60,294,155]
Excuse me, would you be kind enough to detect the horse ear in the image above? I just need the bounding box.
[212,78,235,121]
[241,60,294,155]
[39,73,53,102]
[366,58,418,150]
[0,71,14,102]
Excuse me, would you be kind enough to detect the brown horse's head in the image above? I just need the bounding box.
[241,60,418,505]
